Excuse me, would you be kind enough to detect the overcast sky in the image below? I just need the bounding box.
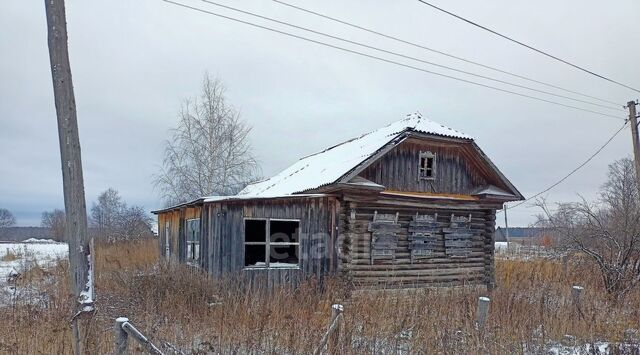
[1,0,638,227]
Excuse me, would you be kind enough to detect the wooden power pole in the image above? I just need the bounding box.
[44,0,94,353]
[503,203,510,249]
[628,100,640,191]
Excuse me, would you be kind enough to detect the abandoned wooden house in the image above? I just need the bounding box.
[152,113,523,289]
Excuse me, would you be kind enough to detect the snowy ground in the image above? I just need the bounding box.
[0,240,68,281]
[494,241,508,251]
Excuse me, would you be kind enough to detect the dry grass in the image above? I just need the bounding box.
[1,239,639,354]
[1,248,21,262]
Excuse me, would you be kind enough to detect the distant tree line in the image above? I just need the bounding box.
[40,188,154,242]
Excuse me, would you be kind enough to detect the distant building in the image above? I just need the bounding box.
[153,114,523,289]
[494,227,544,242]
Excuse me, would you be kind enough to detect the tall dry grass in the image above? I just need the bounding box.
[1,239,639,354]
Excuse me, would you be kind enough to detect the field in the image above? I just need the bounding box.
[1,239,639,354]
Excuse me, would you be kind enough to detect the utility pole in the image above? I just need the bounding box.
[44,0,94,354]
[628,100,640,191]
[503,203,510,250]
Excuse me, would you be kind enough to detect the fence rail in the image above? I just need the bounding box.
[115,317,164,355]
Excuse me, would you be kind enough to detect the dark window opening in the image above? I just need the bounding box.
[419,151,436,180]
[270,244,298,265]
[245,244,267,267]
[244,218,300,268]
[245,219,266,242]
[270,220,299,243]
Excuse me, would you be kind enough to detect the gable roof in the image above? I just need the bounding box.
[238,113,476,197]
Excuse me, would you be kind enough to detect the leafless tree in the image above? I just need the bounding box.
[90,188,124,234]
[536,158,640,299]
[118,205,154,240]
[90,188,153,241]
[41,209,66,241]
[0,208,16,228]
[154,74,260,205]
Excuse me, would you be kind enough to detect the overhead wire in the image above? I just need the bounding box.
[498,120,630,213]
[415,0,640,94]
[271,0,621,107]
[197,0,620,112]
[161,0,626,121]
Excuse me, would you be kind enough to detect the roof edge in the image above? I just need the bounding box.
[151,198,204,214]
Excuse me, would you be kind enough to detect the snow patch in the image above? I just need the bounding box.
[0,242,68,281]
[23,238,62,244]
[494,242,508,251]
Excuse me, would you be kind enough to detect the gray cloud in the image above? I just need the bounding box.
[1,0,638,226]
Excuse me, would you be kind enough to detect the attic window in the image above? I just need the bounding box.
[419,151,436,180]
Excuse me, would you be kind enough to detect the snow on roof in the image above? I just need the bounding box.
[202,194,327,203]
[238,113,472,197]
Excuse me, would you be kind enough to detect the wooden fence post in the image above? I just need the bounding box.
[328,304,343,354]
[314,304,344,355]
[115,317,129,354]
[571,285,584,319]
[476,297,490,330]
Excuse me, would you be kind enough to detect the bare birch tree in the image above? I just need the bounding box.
[154,74,260,205]
[536,158,640,299]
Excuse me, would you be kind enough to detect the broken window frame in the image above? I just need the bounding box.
[243,217,301,269]
[185,218,200,264]
[419,151,436,180]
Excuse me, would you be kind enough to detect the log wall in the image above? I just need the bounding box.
[339,200,497,289]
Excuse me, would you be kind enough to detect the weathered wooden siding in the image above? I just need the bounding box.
[359,139,493,194]
[339,200,496,289]
[157,206,201,263]
[158,211,179,262]
[201,197,339,286]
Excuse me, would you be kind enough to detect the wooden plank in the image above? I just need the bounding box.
[446,249,473,256]
[374,213,397,222]
[350,268,485,278]
[444,233,474,239]
[407,226,439,233]
[368,222,401,232]
[411,249,434,257]
[445,240,473,248]
[410,242,439,250]
[372,233,397,244]
[414,214,437,223]
[409,235,439,240]
[372,249,394,256]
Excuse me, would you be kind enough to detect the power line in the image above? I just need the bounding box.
[415,0,640,94]
[498,120,629,213]
[161,0,625,121]
[198,0,620,112]
[272,0,620,107]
